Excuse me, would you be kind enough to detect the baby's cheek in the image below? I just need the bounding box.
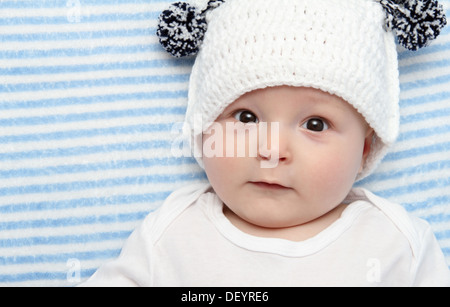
[203,156,238,189]
[310,151,360,199]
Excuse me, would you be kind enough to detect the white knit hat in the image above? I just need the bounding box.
[157,0,446,180]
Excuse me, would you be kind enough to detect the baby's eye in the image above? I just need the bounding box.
[233,110,259,124]
[302,118,329,132]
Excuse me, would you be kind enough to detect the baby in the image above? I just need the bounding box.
[82,0,449,286]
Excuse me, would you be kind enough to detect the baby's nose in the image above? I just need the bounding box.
[258,122,292,168]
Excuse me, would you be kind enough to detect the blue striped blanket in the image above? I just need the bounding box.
[0,0,449,286]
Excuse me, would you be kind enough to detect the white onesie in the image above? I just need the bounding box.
[82,183,450,286]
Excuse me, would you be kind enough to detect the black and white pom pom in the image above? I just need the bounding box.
[157,0,225,58]
[378,0,447,51]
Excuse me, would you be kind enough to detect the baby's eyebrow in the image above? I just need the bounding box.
[305,94,354,112]
[294,96,346,112]
[224,100,258,113]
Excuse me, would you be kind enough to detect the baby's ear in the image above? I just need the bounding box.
[360,128,375,171]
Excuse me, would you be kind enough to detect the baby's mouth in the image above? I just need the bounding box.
[249,181,291,190]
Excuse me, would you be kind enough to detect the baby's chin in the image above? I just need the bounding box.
[245,216,314,230]
[224,200,348,241]
[237,209,319,230]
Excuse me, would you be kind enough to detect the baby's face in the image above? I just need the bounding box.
[203,86,373,229]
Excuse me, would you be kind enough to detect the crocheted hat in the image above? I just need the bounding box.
[157,0,446,180]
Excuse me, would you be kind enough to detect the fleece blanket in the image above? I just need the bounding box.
[0,0,449,286]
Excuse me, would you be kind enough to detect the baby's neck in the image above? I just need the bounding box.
[223,204,347,242]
